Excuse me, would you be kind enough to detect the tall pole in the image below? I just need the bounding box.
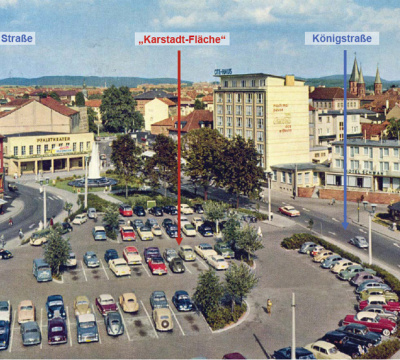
[368,214,372,265]
[291,293,296,360]
[357,200,360,223]
[294,165,298,198]
[177,50,181,243]
[268,176,271,221]
[43,185,47,228]
[84,157,88,209]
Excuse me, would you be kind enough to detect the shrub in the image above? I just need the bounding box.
[205,303,247,331]
[77,194,114,212]
[106,230,117,240]
[238,208,268,221]
[65,205,84,223]
[358,338,400,359]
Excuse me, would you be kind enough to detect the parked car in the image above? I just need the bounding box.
[165,223,179,238]
[350,272,383,287]
[310,245,324,257]
[191,217,204,230]
[350,236,369,249]
[272,347,316,359]
[172,290,193,312]
[59,222,73,234]
[163,205,177,215]
[153,308,173,332]
[73,296,91,316]
[279,205,300,217]
[120,226,136,241]
[72,214,87,225]
[150,291,168,309]
[320,255,343,269]
[119,204,133,217]
[84,251,100,268]
[331,260,356,274]
[130,219,144,230]
[342,312,397,336]
[320,331,366,357]
[96,294,118,316]
[163,248,178,263]
[313,250,334,263]
[359,289,398,302]
[0,321,10,350]
[65,252,77,268]
[20,321,41,346]
[195,243,217,259]
[149,206,163,216]
[170,257,185,273]
[179,245,196,261]
[7,182,18,191]
[299,242,317,254]
[119,293,139,313]
[151,224,163,236]
[206,254,229,270]
[180,204,194,215]
[0,301,10,323]
[46,295,66,320]
[123,246,142,265]
[337,265,371,281]
[29,228,51,246]
[48,317,67,345]
[242,215,257,223]
[137,226,154,241]
[336,323,382,348]
[193,204,204,214]
[144,247,161,263]
[104,311,124,336]
[361,305,398,322]
[182,223,196,236]
[175,215,189,225]
[18,300,35,324]
[162,218,173,228]
[92,226,107,241]
[133,206,146,216]
[359,295,400,314]
[356,281,391,294]
[0,249,12,260]
[214,242,235,259]
[304,340,350,359]
[76,313,99,343]
[109,258,131,277]
[87,208,97,219]
[198,224,213,237]
[104,249,118,263]
[148,257,168,275]
[223,353,247,359]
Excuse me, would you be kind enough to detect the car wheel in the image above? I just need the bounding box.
[161,320,169,329]
[382,328,391,336]
[367,343,373,348]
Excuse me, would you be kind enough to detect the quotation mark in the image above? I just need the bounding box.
[221,35,225,39]
[139,41,143,45]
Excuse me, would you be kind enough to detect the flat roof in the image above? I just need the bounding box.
[333,139,400,148]
[318,109,376,116]
[214,73,305,82]
[5,131,66,138]
[271,162,330,171]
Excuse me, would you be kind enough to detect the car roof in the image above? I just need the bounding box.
[94,226,105,231]
[107,311,121,319]
[78,313,95,322]
[312,340,334,349]
[368,295,387,302]
[145,247,159,251]
[357,311,378,319]
[99,294,114,301]
[49,317,65,325]
[364,304,384,310]
[113,258,127,264]
[199,243,212,247]
[75,295,89,302]
[85,251,96,256]
[152,291,166,296]
[121,226,134,231]
[175,290,189,296]
[122,292,136,299]
[125,246,138,252]
[155,307,171,315]
[106,249,118,253]
[47,295,63,301]
[23,321,39,329]
[285,206,295,210]
[181,245,192,249]
[19,300,33,307]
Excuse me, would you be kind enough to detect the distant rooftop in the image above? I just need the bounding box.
[271,162,330,171]
[214,73,305,82]
[5,131,64,138]
[333,138,400,148]
[317,109,377,116]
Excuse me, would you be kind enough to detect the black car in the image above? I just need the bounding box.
[321,331,367,357]
[163,205,178,215]
[272,347,316,359]
[46,295,66,320]
[336,323,381,348]
[7,182,18,192]
[149,207,163,217]
[193,204,204,214]
[162,219,173,228]
[0,249,13,260]
[165,223,178,238]
[130,219,144,230]
[0,320,10,350]
[48,317,68,345]
[242,215,257,223]
[198,224,213,237]
[104,249,119,263]
[133,206,146,216]
[59,222,73,234]
[172,290,193,311]
[169,257,185,273]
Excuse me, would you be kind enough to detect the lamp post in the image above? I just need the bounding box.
[84,155,90,210]
[267,172,272,221]
[363,201,377,265]
[40,177,50,228]
[291,293,296,360]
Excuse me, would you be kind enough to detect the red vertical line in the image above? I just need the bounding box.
[177,50,182,244]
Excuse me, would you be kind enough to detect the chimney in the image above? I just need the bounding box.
[386,99,389,109]
[285,75,295,86]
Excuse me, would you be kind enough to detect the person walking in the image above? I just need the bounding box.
[267,299,272,316]
[8,218,13,226]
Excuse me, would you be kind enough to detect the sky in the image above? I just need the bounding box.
[1,0,400,83]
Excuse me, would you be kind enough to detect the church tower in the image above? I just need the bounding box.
[374,66,382,95]
[349,55,359,96]
[357,66,366,97]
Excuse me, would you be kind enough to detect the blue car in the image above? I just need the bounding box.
[133,206,146,216]
[104,249,119,263]
[92,226,107,241]
[0,320,10,350]
[130,219,144,230]
[320,255,343,269]
[46,295,66,320]
[165,223,178,238]
[84,251,100,268]
[272,347,316,359]
[172,290,193,312]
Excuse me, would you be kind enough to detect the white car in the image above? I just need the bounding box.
[330,260,356,274]
[109,258,131,277]
[206,255,229,270]
[72,214,88,225]
[0,301,11,322]
[182,223,196,237]
[305,341,351,359]
[195,243,218,259]
[151,225,163,237]
[174,216,189,225]
[123,246,142,265]
[191,217,204,230]
[180,204,194,215]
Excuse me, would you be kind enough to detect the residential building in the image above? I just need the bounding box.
[201,94,214,112]
[0,135,4,200]
[150,116,176,136]
[144,98,177,131]
[309,87,360,111]
[85,99,102,124]
[168,110,213,141]
[214,73,310,171]
[134,90,177,116]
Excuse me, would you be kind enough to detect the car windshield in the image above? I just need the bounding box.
[26,328,38,333]
[102,299,114,304]
[77,301,88,306]
[203,227,212,231]
[169,225,178,230]
[80,321,95,328]
[185,225,195,229]
[127,299,135,303]
[152,258,163,264]
[147,250,158,255]
[202,245,212,250]
[95,231,105,235]
[160,316,169,320]
[128,251,139,255]
[116,263,127,267]
[111,319,120,325]
[219,245,229,250]
[69,255,76,259]
[217,258,225,263]
[123,229,133,233]
[51,326,63,332]
[49,301,63,306]
[184,248,192,252]
[328,348,338,354]
[87,254,95,259]
[178,295,189,300]
[141,227,151,232]
[21,306,33,311]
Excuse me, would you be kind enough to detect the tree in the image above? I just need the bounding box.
[194,99,206,110]
[75,92,85,106]
[22,93,29,99]
[217,137,266,208]
[193,269,224,316]
[386,118,400,140]
[63,202,73,217]
[44,229,71,277]
[111,135,142,198]
[235,224,264,261]
[221,214,241,245]
[87,107,99,134]
[49,91,61,101]
[203,200,227,234]
[225,262,259,311]
[183,128,227,200]
[88,94,102,100]
[100,85,144,133]
[103,205,119,238]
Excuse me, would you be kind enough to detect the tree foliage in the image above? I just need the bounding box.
[221,214,241,245]
[183,128,227,200]
[63,202,73,216]
[44,229,71,276]
[203,200,227,234]
[193,269,224,316]
[386,118,400,140]
[111,134,142,198]
[194,99,206,110]
[103,205,119,234]
[235,224,264,261]
[49,91,61,101]
[75,92,85,106]
[87,107,99,134]
[100,85,144,133]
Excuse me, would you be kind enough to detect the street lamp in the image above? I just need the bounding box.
[84,155,90,209]
[291,293,296,360]
[40,177,50,228]
[363,201,377,265]
[267,172,272,221]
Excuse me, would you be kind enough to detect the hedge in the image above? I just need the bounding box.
[238,208,268,221]
[357,338,400,359]
[205,303,247,331]
[77,194,115,212]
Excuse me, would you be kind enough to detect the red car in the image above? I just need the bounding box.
[278,206,300,217]
[95,294,118,316]
[119,204,133,217]
[342,312,396,336]
[120,226,136,241]
[148,256,168,275]
[359,296,400,314]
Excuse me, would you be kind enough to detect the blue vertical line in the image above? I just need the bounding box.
[342,50,348,229]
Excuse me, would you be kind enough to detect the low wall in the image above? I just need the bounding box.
[298,187,315,198]
[319,188,400,205]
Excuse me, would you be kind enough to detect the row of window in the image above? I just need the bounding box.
[317,126,359,135]
[335,145,400,159]
[216,116,264,129]
[13,142,90,156]
[216,92,264,104]
[313,101,358,109]
[223,79,266,88]
[216,128,264,142]
[281,171,318,185]
[334,159,400,172]
[216,104,264,117]
[318,115,358,123]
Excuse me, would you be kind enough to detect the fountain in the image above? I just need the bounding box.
[68,141,118,188]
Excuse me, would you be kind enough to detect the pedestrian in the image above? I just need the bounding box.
[267,299,272,316]
[38,220,43,231]
[8,218,13,226]
[50,217,54,227]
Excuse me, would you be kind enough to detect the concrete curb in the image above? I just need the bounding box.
[0,198,25,225]
[211,300,251,334]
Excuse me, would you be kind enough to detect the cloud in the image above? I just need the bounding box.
[0,0,17,8]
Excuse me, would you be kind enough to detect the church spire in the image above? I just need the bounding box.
[374,64,382,95]
[358,66,365,84]
[375,65,382,84]
[349,55,359,82]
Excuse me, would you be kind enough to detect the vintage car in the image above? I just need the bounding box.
[299,242,318,254]
[120,226,136,241]
[165,223,179,238]
[0,249,13,260]
[180,204,194,215]
[310,245,325,257]
[350,236,369,249]
[198,224,214,237]
[0,301,11,323]
[214,242,235,259]
[59,222,73,235]
[278,205,300,217]
[29,228,51,246]
[162,218,173,228]
[104,312,124,336]
[170,257,185,273]
[361,305,397,322]
[172,290,193,312]
[137,226,154,241]
[342,311,397,336]
[182,223,196,237]
[151,224,163,236]
[358,289,398,302]
[178,245,196,261]
[194,243,218,259]
[130,219,144,230]
[76,313,99,343]
[320,255,343,269]
[87,208,97,219]
[92,226,107,241]
[18,300,35,324]
[336,323,382,348]
[356,281,391,294]
[320,331,366,357]
[153,308,173,332]
[206,254,229,270]
[191,217,204,230]
[313,250,334,263]
[72,214,87,225]
[73,296,91,316]
[65,252,77,268]
[163,248,178,263]
[304,340,350,359]
[150,291,169,309]
[359,295,400,314]
[119,293,139,313]
[193,204,204,214]
[331,260,356,274]
[272,347,316,359]
[350,272,383,286]
[133,206,146,216]
[148,257,168,275]
[0,320,10,350]
[95,294,118,316]
[46,295,66,320]
[163,205,178,215]
[20,321,41,346]
[123,246,142,265]
[144,247,161,263]
[104,249,119,263]
[83,251,100,268]
[119,204,133,217]
[148,206,163,217]
[145,218,158,228]
[48,317,68,345]
[109,258,131,277]
[337,265,371,281]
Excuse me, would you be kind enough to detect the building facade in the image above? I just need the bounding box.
[214,73,310,171]
[144,98,177,131]
[309,87,360,111]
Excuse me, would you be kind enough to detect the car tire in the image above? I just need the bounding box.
[382,329,391,337]
[161,320,169,329]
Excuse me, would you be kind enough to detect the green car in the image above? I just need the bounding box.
[214,242,234,259]
[337,265,373,281]
[359,288,399,302]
